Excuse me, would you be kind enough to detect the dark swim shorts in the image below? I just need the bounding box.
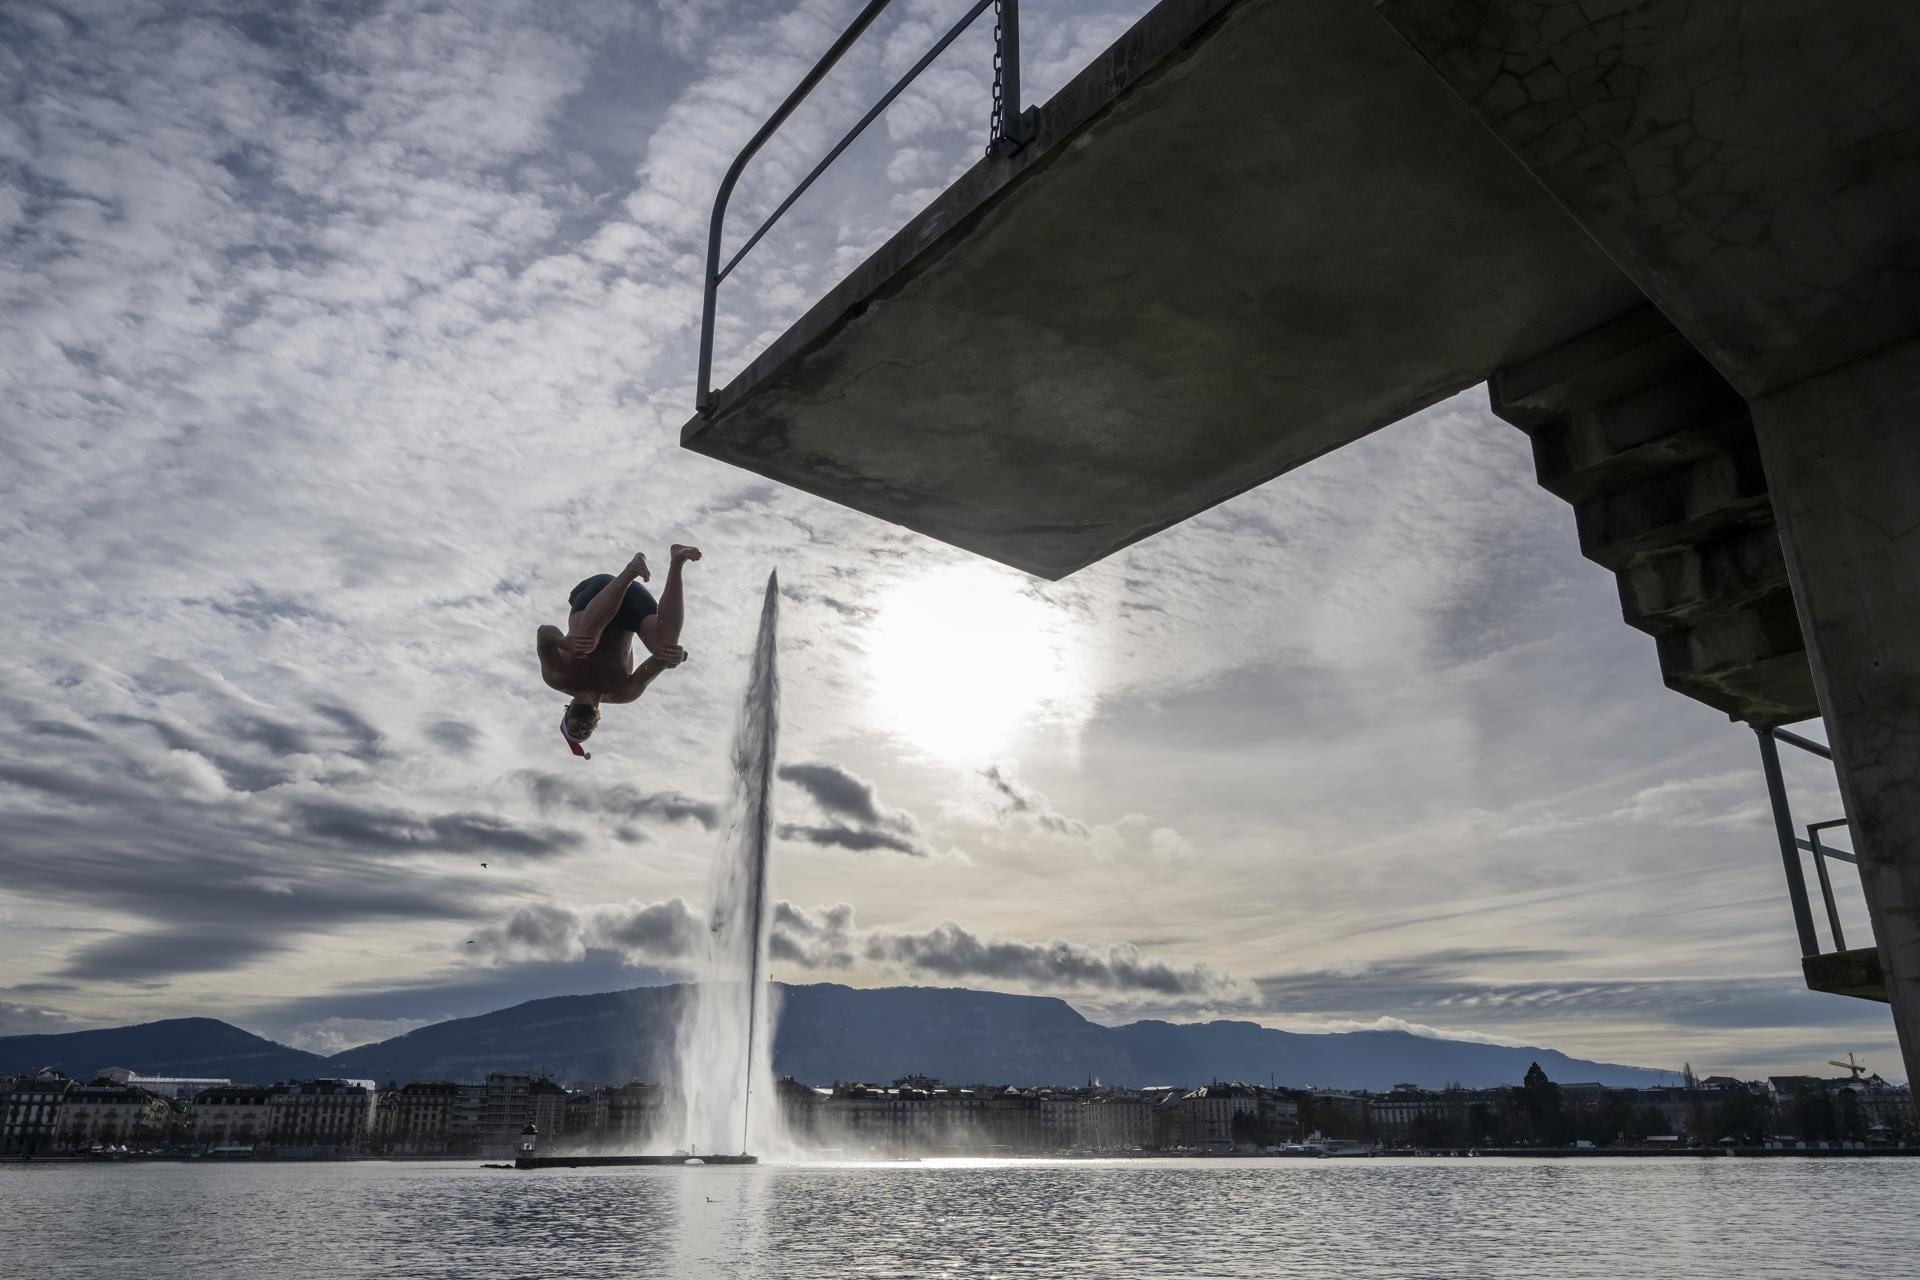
[568,574,659,633]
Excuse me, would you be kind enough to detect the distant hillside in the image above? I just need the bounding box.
[326,983,1669,1089]
[323,986,685,1083]
[1104,1017,1667,1091]
[771,984,1121,1087]
[1,986,1672,1090]
[0,1017,326,1083]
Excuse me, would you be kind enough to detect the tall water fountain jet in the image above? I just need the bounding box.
[672,571,783,1156]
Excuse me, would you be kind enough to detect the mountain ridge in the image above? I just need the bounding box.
[0,1016,329,1083]
[1,983,1672,1090]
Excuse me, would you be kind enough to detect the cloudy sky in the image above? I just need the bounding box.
[0,0,1895,1079]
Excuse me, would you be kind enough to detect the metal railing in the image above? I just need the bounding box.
[1756,725,1865,958]
[694,0,1038,413]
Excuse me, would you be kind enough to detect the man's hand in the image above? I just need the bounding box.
[650,646,688,668]
[625,551,651,583]
[560,633,598,658]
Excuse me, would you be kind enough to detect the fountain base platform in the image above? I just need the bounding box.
[515,1154,759,1169]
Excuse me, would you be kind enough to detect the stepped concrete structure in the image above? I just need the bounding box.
[682,0,1920,1085]
[1489,304,1813,729]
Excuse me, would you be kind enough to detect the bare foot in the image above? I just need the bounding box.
[670,544,702,565]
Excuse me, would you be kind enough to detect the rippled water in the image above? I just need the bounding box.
[5,1157,1917,1278]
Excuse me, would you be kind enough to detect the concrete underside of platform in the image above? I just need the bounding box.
[1804,948,1889,1004]
[1377,0,1920,402]
[682,0,1641,579]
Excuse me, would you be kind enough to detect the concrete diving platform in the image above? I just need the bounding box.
[1804,949,1889,1005]
[515,1153,759,1169]
[682,0,1642,578]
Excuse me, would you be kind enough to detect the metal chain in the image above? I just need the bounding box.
[987,0,1005,157]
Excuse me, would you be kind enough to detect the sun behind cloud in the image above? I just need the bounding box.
[864,563,1089,764]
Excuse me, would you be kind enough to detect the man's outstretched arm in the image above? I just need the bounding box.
[564,552,649,655]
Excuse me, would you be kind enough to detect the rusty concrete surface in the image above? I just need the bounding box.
[1378,0,1920,400]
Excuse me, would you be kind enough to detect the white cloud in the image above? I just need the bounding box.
[958,764,1193,865]
[469,899,702,965]
[862,920,1254,1001]
[1277,1015,1527,1048]
[1608,772,1772,831]
[468,895,1244,1001]
[282,1016,436,1056]
[138,749,234,802]
[0,999,79,1036]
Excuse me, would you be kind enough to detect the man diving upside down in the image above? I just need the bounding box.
[536,544,701,758]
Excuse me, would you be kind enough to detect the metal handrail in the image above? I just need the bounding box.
[1806,819,1852,951]
[1756,726,1862,958]
[1772,727,1832,761]
[694,0,1036,412]
[1757,728,1819,956]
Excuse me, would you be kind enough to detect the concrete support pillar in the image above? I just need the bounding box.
[1752,338,1920,1087]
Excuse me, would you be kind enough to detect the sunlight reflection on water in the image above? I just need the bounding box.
[4,1157,1918,1279]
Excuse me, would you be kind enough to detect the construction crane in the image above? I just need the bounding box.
[1827,1052,1868,1080]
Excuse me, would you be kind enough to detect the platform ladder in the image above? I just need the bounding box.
[1757,726,1886,1002]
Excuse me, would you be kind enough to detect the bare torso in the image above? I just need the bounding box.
[537,621,642,703]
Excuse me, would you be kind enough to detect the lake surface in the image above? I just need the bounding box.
[5,1157,1918,1278]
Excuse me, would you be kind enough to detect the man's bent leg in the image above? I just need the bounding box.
[639,545,698,656]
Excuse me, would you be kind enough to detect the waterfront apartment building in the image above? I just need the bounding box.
[374,1081,460,1156]
[1307,1090,1371,1139]
[1,1070,74,1154]
[1767,1073,1917,1139]
[530,1078,568,1142]
[986,1088,1040,1152]
[450,1082,486,1147]
[15,1060,1897,1159]
[594,1082,667,1147]
[810,1081,1003,1155]
[563,1089,598,1143]
[268,1079,372,1150]
[191,1085,274,1149]
[1350,1077,1920,1149]
[1149,1088,1186,1149]
[1179,1084,1262,1151]
[55,1084,173,1149]
[817,1082,893,1152]
[1081,1094,1152,1151]
[1369,1086,1477,1142]
[906,1082,989,1152]
[1037,1091,1082,1150]
[1262,1092,1302,1142]
[775,1076,826,1143]
[1850,1078,1917,1136]
[886,1082,937,1152]
[482,1073,533,1153]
